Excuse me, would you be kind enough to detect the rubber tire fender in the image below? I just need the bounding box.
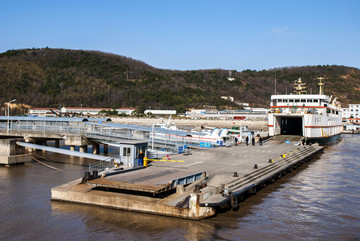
[230,193,239,210]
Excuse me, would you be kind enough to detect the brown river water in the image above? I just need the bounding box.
[0,135,359,240]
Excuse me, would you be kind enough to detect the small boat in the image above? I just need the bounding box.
[267,77,343,144]
[152,117,236,147]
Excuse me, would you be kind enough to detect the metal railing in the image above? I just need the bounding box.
[0,120,202,153]
[271,107,319,115]
[89,156,116,173]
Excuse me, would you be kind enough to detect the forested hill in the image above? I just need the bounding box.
[1,48,360,112]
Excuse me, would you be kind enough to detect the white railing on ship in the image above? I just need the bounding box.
[271,108,319,114]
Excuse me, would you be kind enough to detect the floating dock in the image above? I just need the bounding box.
[51,139,323,220]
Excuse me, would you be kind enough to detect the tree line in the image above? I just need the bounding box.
[0,48,359,114]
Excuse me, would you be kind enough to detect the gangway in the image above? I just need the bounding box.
[16,142,118,162]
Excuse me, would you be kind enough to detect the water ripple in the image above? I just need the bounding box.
[1,136,360,240]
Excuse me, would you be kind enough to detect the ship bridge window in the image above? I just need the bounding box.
[289,99,294,103]
[295,99,300,103]
[301,99,306,103]
[313,99,318,103]
[307,99,313,102]
[282,99,288,103]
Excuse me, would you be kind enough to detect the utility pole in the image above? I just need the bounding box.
[7,99,16,132]
[274,71,277,95]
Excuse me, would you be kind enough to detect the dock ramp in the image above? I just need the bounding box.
[87,169,205,194]
[16,142,116,162]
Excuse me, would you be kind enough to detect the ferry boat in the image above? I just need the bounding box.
[267,77,343,144]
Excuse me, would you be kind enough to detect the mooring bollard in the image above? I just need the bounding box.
[92,170,98,179]
[85,171,91,180]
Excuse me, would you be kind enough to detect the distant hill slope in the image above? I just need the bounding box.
[0,48,359,112]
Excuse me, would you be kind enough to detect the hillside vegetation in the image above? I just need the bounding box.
[1,48,359,113]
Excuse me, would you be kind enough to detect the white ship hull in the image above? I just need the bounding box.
[267,90,343,144]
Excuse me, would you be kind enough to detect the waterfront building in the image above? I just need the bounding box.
[144,110,177,116]
[221,96,234,102]
[185,108,268,120]
[29,107,135,117]
[342,104,360,119]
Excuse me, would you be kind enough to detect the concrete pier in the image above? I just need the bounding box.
[103,144,108,154]
[79,145,87,153]
[51,139,323,220]
[55,140,60,148]
[92,143,99,154]
[0,138,31,165]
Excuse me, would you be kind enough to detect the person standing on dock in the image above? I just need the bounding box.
[138,150,144,166]
[252,137,255,146]
[246,136,249,146]
[259,137,263,146]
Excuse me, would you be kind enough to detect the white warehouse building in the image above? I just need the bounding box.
[342,104,360,119]
[144,110,176,116]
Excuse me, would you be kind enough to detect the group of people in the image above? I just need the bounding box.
[245,136,263,146]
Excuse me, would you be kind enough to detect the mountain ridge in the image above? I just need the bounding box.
[1,48,359,113]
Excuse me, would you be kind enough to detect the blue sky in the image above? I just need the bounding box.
[1,0,359,70]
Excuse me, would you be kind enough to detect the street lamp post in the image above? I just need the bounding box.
[7,99,16,132]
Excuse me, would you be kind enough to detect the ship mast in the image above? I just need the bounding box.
[317,77,325,95]
[294,77,307,95]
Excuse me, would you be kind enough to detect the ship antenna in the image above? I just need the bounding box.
[294,77,307,95]
[317,77,325,95]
